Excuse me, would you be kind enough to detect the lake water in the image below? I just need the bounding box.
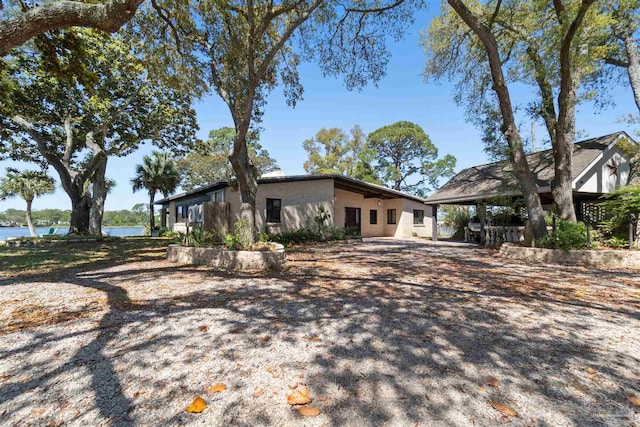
[0,226,144,241]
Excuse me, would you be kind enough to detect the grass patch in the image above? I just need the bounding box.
[0,237,171,278]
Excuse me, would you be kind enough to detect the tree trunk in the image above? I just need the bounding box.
[623,33,640,114]
[149,192,156,232]
[89,158,107,236]
[448,0,547,241]
[69,191,92,234]
[25,199,37,237]
[230,125,258,245]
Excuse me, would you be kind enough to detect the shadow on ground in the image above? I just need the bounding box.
[0,238,639,426]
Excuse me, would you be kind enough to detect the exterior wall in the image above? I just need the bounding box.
[226,179,336,234]
[162,178,433,239]
[401,199,433,238]
[334,188,384,237]
[574,146,631,194]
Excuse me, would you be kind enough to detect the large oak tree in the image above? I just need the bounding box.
[134,0,422,243]
[0,29,197,234]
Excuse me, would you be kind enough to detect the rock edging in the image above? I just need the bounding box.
[166,243,286,270]
[499,243,640,268]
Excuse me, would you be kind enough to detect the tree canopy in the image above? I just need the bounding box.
[366,121,456,196]
[131,151,181,231]
[178,127,278,191]
[0,167,55,236]
[302,125,380,183]
[0,28,197,234]
[132,0,422,242]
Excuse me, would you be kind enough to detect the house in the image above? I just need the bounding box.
[155,174,434,239]
[427,132,637,225]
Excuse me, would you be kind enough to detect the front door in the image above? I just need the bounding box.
[345,207,361,232]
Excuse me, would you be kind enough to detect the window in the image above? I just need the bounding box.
[413,209,425,225]
[266,198,281,223]
[387,209,396,224]
[370,209,378,225]
[176,205,189,221]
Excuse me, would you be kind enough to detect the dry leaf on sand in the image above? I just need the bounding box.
[186,397,207,413]
[298,406,321,417]
[487,401,518,417]
[627,394,640,407]
[308,337,322,342]
[287,387,312,405]
[198,325,209,332]
[586,367,596,374]
[210,383,227,393]
[252,389,264,398]
[483,376,501,387]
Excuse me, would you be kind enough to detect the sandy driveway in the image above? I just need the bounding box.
[0,238,639,426]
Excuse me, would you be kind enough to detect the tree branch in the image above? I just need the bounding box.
[0,0,144,55]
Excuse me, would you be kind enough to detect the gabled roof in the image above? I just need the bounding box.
[155,174,426,205]
[427,132,633,205]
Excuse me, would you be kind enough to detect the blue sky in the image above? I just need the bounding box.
[1,8,638,212]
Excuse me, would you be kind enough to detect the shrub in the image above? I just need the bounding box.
[538,219,588,251]
[223,221,252,250]
[268,225,359,246]
[183,227,218,247]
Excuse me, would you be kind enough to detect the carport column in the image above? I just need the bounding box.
[477,202,487,246]
[160,207,167,228]
[432,204,438,242]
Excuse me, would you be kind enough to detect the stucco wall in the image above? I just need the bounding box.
[225,179,336,233]
[334,188,385,237]
[163,178,432,239]
[401,199,433,238]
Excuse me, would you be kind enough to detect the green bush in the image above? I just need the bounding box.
[268,225,360,246]
[183,227,218,247]
[441,206,471,240]
[538,219,588,251]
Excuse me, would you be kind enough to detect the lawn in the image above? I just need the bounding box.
[0,238,638,426]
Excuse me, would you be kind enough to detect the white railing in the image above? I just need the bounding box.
[465,225,526,245]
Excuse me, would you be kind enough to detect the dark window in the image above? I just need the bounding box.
[266,198,281,223]
[176,205,189,221]
[370,209,378,225]
[413,209,425,225]
[387,209,396,224]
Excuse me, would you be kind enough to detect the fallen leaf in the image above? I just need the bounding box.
[398,332,410,338]
[210,383,227,393]
[575,292,585,298]
[252,389,264,397]
[287,387,312,405]
[487,401,518,417]
[586,367,596,374]
[628,394,640,407]
[483,376,501,387]
[308,337,322,342]
[186,397,207,413]
[229,327,244,334]
[198,325,209,332]
[289,383,298,390]
[298,406,321,417]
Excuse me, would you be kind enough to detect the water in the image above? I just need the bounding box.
[0,226,144,241]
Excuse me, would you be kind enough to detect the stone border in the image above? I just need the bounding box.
[499,243,640,268]
[166,243,286,270]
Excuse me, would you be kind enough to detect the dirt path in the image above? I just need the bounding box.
[0,238,638,426]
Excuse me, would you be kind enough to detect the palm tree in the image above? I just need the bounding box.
[0,168,55,237]
[131,151,181,233]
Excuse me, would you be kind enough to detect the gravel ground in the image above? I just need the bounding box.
[0,238,639,426]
